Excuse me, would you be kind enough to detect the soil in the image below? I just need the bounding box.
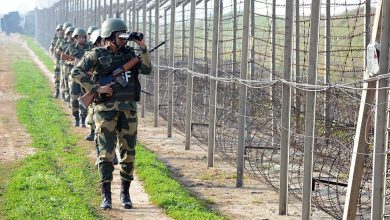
[0,34,35,163]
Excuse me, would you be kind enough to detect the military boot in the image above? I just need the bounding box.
[85,128,95,141]
[100,182,112,210]
[73,112,80,127]
[120,180,132,209]
[53,88,59,98]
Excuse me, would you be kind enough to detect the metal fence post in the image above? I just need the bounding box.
[154,0,160,128]
[302,0,321,218]
[295,0,301,134]
[372,1,390,218]
[185,0,196,150]
[141,0,147,118]
[109,0,113,18]
[279,0,294,215]
[236,0,251,187]
[124,0,127,22]
[208,0,220,167]
[167,0,176,138]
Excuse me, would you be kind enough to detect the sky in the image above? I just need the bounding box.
[0,0,37,15]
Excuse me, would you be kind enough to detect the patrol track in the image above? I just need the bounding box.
[20,35,170,220]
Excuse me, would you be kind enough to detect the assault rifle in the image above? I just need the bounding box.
[78,41,165,108]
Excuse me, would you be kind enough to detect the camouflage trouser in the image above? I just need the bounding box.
[86,104,95,129]
[95,109,137,183]
[54,63,60,90]
[60,64,71,97]
[69,76,86,117]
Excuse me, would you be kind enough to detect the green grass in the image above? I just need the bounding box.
[24,36,55,73]
[135,146,226,220]
[0,58,101,219]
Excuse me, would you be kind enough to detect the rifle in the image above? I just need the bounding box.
[78,41,165,108]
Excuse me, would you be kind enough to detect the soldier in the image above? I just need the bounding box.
[56,26,75,102]
[63,27,91,127]
[54,22,72,100]
[50,24,64,98]
[85,28,103,141]
[87,25,98,42]
[72,18,151,210]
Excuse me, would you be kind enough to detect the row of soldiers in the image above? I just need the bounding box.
[49,18,152,210]
[50,22,98,140]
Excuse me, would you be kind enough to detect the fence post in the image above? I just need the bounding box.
[208,0,220,167]
[185,0,196,150]
[124,0,127,22]
[372,1,390,218]
[295,0,301,134]
[167,0,176,138]
[109,0,113,18]
[236,0,251,187]
[279,0,294,215]
[302,0,321,218]
[182,3,186,61]
[141,0,147,118]
[154,0,160,128]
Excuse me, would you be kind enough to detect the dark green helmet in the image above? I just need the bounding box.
[63,22,72,29]
[72,28,87,38]
[90,29,101,45]
[65,27,75,35]
[87,26,98,35]
[56,24,63,31]
[101,18,127,39]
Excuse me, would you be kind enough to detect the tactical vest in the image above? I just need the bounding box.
[94,46,141,102]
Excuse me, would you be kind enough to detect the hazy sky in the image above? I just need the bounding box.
[0,0,37,15]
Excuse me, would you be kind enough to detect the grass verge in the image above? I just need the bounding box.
[135,146,226,220]
[0,53,101,218]
[22,37,226,220]
[24,36,54,73]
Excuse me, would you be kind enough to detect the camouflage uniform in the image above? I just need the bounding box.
[73,18,151,210]
[50,34,61,92]
[64,28,91,126]
[72,44,151,183]
[57,35,74,101]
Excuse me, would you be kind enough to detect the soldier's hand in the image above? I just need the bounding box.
[97,85,113,96]
[134,39,146,49]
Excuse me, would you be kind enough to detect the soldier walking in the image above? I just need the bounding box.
[72,18,151,210]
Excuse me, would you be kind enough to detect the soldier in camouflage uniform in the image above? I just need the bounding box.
[72,18,151,210]
[85,28,103,141]
[54,22,72,100]
[55,26,75,102]
[87,26,98,42]
[64,27,91,126]
[50,24,64,98]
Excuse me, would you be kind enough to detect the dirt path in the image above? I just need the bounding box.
[0,34,35,163]
[19,35,170,220]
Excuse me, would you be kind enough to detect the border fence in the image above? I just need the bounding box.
[31,0,390,219]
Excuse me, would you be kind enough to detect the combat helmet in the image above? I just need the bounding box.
[87,26,98,35]
[101,18,127,39]
[72,28,87,38]
[90,29,101,45]
[63,22,73,29]
[56,24,63,31]
[65,26,75,36]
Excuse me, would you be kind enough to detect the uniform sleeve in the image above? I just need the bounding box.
[71,51,100,93]
[138,48,152,75]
